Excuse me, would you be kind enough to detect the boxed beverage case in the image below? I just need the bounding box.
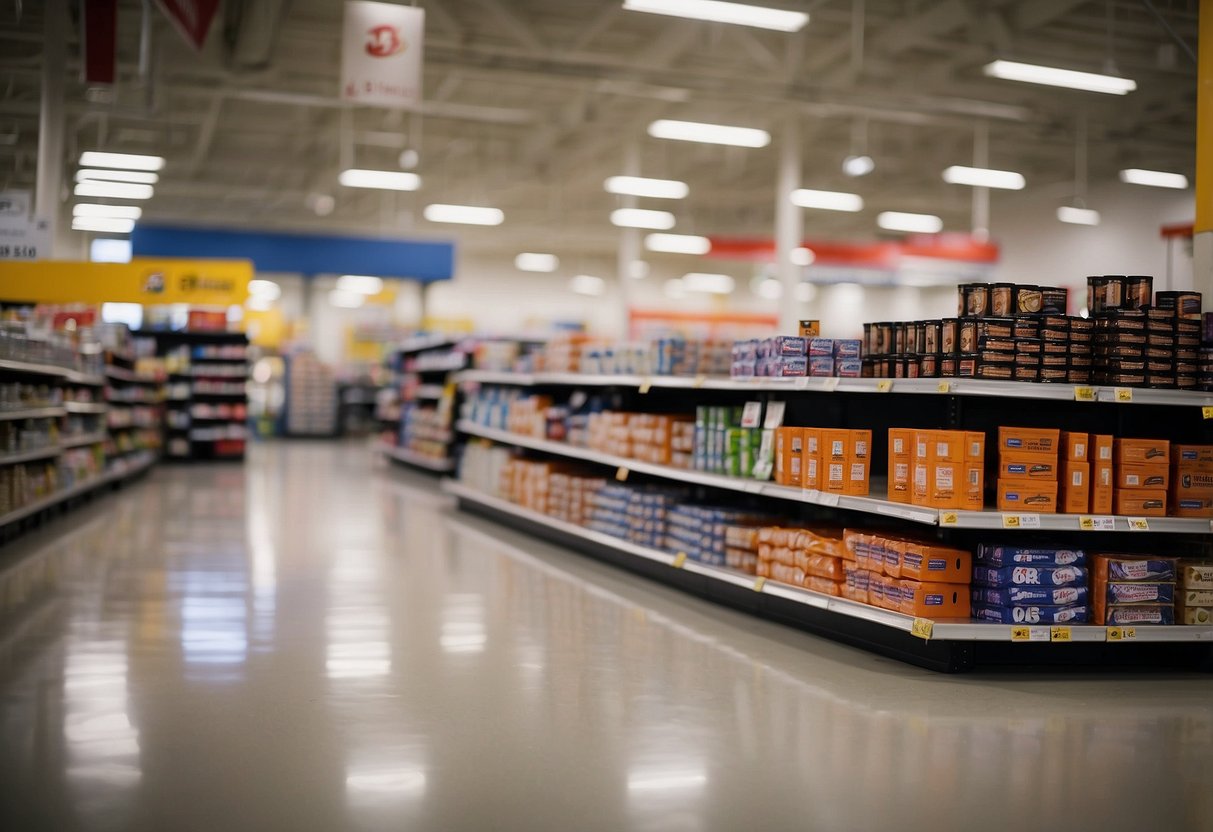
[972,585,1088,606]
[976,545,1085,567]
[998,426,1060,455]
[1061,461,1090,514]
[997,479,1058,513]
[899,580,970,617]
[1061,431,1089,462]
[972,564,1087,587]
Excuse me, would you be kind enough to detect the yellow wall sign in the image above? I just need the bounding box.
[0,258,252,306]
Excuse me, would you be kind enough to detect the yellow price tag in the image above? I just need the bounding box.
[876,380,893,392]
[1050,626,1072,642]
[1010,626,1032,641]
[1203,406,1213,420]
[910,618,934,640]
[1078,516,1094,530]
[1002,514,1021,529]
[936,381,951,393]
[615,466,629,482]
[752,576,766,592]
[672,552,687,569]
[1114,387,1133,402]
[1074,386,1096,401]
[940,511,959,526]
[1127,517,1150,531]
[1107,626,1137,641]
[693,374,707,389]
[638,378,652,394]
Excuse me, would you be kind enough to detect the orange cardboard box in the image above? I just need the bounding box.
[1115,463,1169,490]
[1092,433,1114,464]
[900,580,971,618]
[915,429,966,463]
[1060,431,1089,462]
[900,542,971,584]
[851,429,872,461]
[1169,489,1213,517]
[998,426,1060,456]
[962,463,984,510]
[1113,488,1167,516]
[1114,438,1170,465]
[1061,461,1090,514]
[1092,462,1114,514]
[801,428,821,490]
[997,479,1058,513]
[998,452,1059,480]
[888,428,913,504]
[963,431,986,463]
[1172,445,1213,469]
[822,429,851,463]
[775,427,804,486]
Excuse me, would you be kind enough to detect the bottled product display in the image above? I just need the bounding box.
[284,351,337,437]
[154,331,249,461]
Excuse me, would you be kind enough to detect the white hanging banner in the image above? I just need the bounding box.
[340,1,424,110]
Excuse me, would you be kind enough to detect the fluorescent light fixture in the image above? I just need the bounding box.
[1057,206,1101,226]
[73,203,142,219]
[423,204,504,225]
[248,279,282,300]
[645,233,711,254]
[611,208,676,230]
[1119,168,1188,189]
[877,211,943,233]
[90,238,131,263]
[648,119,770,148]
[78,151,165,171]
[329,289,365,309]
[790,188,864,212]
[515,252,559,272]
[337,275,384,294]
[791,246,815,266]
[569,274,606,296]
[629,260,650,279]
[682,272,735,294]
[74,181,154,200]
[71,217,135,233]
[76,169,159,184]
[623,0,808,32]
[842,155,874,177]
[983,60,1136,95]
[942,165,1025,190]
[604,175,689,199]
[338,168,421,191]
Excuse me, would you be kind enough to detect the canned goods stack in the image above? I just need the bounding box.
[1086,276,1202,390]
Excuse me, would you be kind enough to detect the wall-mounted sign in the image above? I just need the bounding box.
[0,192,50,262]
[0,258,252,305]
[341,1,424,110]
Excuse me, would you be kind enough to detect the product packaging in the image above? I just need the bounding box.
[972,564,1087,587]
[972,604,1089,624]
[972,585,1088,606]
[975,545,1085,567]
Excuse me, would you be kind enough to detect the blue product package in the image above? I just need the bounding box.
[772,336,807,357]
[809,338,836,357]
[972,603,1090,624]
[774,357,807,377]
[1103,605,1175,625]
[833,339,862,359]
[809,356,835,377]
[836,358,862,378]
[972,564,1087,588]
[1103,582,1175,605]
[972,585,1089,606]
[1099,556,1176,582]
[976,545,1086,567]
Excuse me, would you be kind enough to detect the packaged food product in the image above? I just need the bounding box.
[972,604,1088,624]
[900,580,970,617]
[1060,431,1088,462]
[998,454,1058,480]
[1013,285,1043,314]
[1097,605,1175,626]
[975,545,1085,567]
[972,564,1087,587]
[1113,438,1169,464]
[998,426,1060,455]
[1178,587,1213,606]
[1123,275,1153,309]
[805,575,842,596]
[899,541,970,583]
[1178,561,1213,589]
[798,320,821,337]
[996,479,1058,513]
[1092,555,1177,583]
[1114,463,1169,490]
[990,283,1014,316]
[1154,290,1202,320]
[1102,582,1174,604]
[972,585,1088,606]
[1177,606,1212,624]
[888,428,913,504]
[1061,461,1089,513]
[1112,489,1166,516]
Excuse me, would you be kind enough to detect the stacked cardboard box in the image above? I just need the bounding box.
[756,526,849,596]
[666,506,769,567]
[890,428,983,509]
[725,525,761,574]
[971,546,1089,623]
[1170,445,1213,517]
[841,530,971,617]
[1091,433,1114,513]
[996,426,1059,513]
[1176,561,1213,624]
[1092,554,1177,625]
[1113,437,1169,516]
[547,471,607,526]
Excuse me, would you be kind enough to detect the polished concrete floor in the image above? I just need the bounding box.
[0,441,1210,831]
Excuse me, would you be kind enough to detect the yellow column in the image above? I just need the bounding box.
[1195,0,1213,305]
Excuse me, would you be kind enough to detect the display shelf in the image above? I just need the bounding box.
[0,446,61,466]
[413,384,447,400]
[0,358,75,379]
[0,454,155,531]
[62,401,108,414]
[454,369,1213,408]
[443,481,1213,670]
[414,355,466,374]
[0,407,66,422]
[397,334,460,354]
[378,443,456,472]
[64,370,106,386]
[61,432,108,448]
[457,422,1213,534]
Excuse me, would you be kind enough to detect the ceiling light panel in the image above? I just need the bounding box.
[623,0,809,32]
[1119,169,1189,189]
[1057,206,1101,226]
[73,182,154,200]
[73,203,142,219]
[647,119,770,148]
[682,272,735,294]
[644,233,711,254]
[78,151,165,171]
[423,204,504,225]
[515,253,560,272]
[983,60,1136,95]
[604,175,689,199]
[76,169,159,185]
[942,165,1026,190]
[877,212,943,233]
[611,208,676,230]
[790,188,864,212]
[339,169,421,191]
[569,275,606,296]
[337,275,384,294]
[71,217,136,233]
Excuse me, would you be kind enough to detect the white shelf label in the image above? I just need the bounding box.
[1002,513,1041,529]
[1011,625,1050,642]
[1078,516,1116,531]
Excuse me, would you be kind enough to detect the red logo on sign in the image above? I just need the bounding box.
[365,24,405,57]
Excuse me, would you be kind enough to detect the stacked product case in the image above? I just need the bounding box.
[282,351,338,437]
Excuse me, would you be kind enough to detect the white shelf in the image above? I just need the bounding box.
[378,443,455,472]
[443,480,1213,644]
[64,370,106,386]
[0,407,66,422]
[412,384,447,400]
[0,357,74,379]
[0,446,61,466]
[414,356,465,374]
[61,432,108,448]
[396,334,461,354]
[454,370,1213,408]
[63,401,108,414]
[457,421,1213,534]
[0,454,154,530]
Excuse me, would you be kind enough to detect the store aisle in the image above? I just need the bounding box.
[0,442,1209,831]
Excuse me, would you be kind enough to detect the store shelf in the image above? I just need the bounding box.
[457,421,1213,534]
[412,384,447,400]
[64,370,106,386]
[105,367,161,384]
[61,432,108,448]
[444,481,1213,652]
[62,401,108,414]
[454,370,1213,408]
[0,358,75,379]
[397,334,460,354]
[414,356,466,374]
[0,454,155,531]
[378,443,455,472]
[0,446,61,466]
[0,407,66,422]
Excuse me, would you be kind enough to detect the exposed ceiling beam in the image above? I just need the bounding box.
[468,0,544,52]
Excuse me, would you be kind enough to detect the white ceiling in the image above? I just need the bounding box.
[0,0,1200,261]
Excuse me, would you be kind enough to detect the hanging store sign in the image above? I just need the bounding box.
[0,191,50,261]
[0,258,252,305]
[340,1,425,109]
[155,0,220,49]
